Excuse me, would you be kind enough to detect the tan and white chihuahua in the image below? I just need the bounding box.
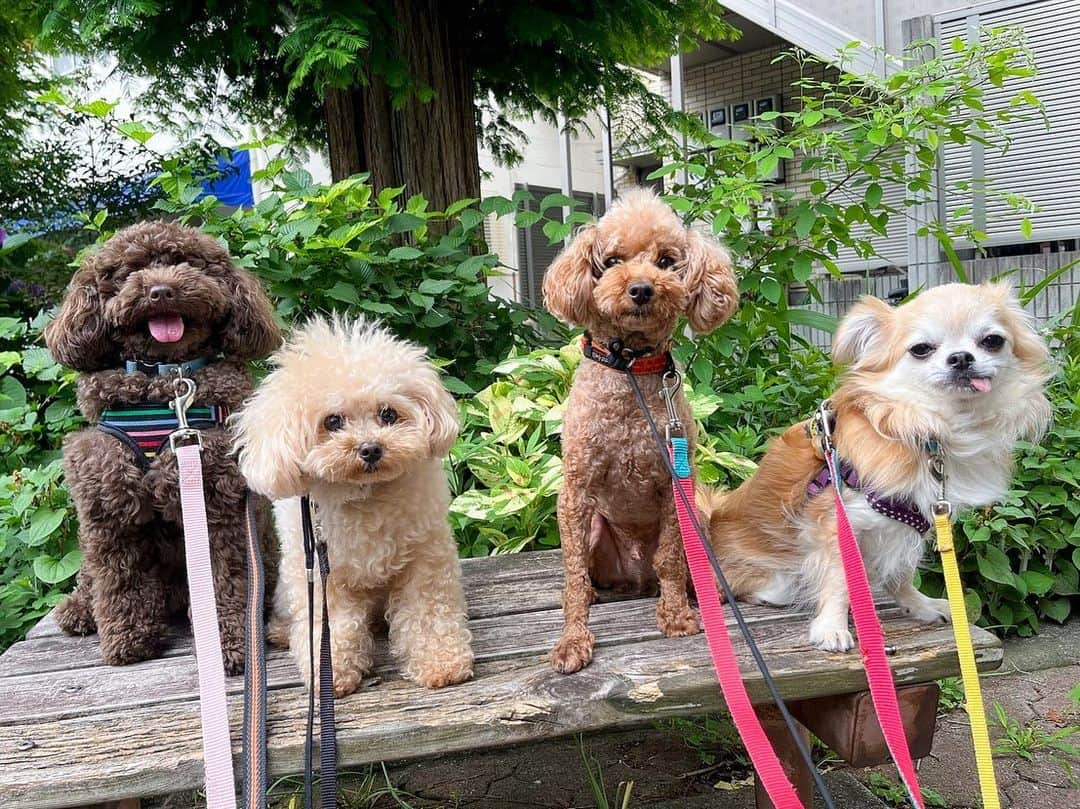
[700,283,1051,651]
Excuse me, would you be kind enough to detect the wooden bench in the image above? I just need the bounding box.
[0,549,1003,809]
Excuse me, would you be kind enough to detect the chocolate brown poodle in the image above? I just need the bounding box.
[45,221,282,675]
[542,189,739,674]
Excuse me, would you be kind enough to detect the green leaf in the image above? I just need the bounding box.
[387,246,423,260]
[33,550,82,584]
[0,232,33,252]
[326,283,360,304]
[417,278,457,295]
[442,376,475,395]
[976,544,1016,587]
[26,508,67,547]
[357,301,399,315]
[505,458,532,486]
[0,376,28,409]
[459,209,484,232]
[864,183,883,209]
[781,308,837,333]
[1020,217,1032,239]
[1021,570,1055,596]
[759,277,782,304]
[116,121,155,144]
[792,254,813,283]
[539,193,576,212]
[795,206,816,240]
[1040,598,1071,623]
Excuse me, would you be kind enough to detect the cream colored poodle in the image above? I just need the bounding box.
[234,316,473,695]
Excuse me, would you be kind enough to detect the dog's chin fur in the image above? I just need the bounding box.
[701,283,1051,653]
[233,316,473,694]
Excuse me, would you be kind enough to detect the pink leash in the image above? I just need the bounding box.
[173,379,238,809]
[826,445,925,809]
[670,439,806,809]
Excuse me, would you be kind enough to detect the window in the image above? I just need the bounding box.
[515,186,606,307]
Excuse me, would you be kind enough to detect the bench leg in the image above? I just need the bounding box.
[790,683,939,766]
[754,705,814,809]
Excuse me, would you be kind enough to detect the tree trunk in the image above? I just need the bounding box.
[323,0,481,211]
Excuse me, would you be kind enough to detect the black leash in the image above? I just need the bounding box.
[622,370,837,809]
[301,495,337,809]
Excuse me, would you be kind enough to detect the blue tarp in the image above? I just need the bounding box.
[200,149,254,207]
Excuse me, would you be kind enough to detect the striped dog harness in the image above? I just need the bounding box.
[98,402,230,467]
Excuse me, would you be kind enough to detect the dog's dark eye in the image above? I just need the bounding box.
[656,255,675,270]
[980,334,1005,352]
[379,407,398,425]
[909,343,936,359]
[602,256,622,269]
[323,414,345,432]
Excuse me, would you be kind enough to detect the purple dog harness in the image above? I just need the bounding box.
[807,459,931,534]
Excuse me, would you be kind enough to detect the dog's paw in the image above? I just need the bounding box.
[99,628,165,667]
[267,617,290,648]
[332,668,362,698]
[550,630,595,674]
[808,616,855,653]
[54,592,96,636]
[657,605,701,638]
[412,658,473,689]
[902,595,951,625]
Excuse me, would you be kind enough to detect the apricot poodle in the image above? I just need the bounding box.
[233,317,473,696]
[542,189,739,673]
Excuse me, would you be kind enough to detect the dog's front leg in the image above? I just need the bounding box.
[388,537,473,689]
[654,490,700,638]
[550,485,597,673]
[806,541,854,652]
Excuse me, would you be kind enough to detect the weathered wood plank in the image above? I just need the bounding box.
[22,551,568,643]
[0,597,845,722]
[0,619,1002,809]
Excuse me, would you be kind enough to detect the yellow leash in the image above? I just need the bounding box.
[929,441,1001,809]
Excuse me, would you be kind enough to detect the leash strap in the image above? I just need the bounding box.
[176,442,238,809]
[242,494,267,809]
[670,438,806,809]
[623,369,836,809]
[301,496,337,809]
[933,512,1001,809]
[826,449,924,809]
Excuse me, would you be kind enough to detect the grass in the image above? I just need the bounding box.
[579,735,636,809]
[863,772,948,808]
[992,702,1080,784]
[936,677,965,714]
[267,763,434,809]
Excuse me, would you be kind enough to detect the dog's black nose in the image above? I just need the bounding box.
[148,284,175,303]
[947,351,975,371]
[628,282,654,306]
[357,442,383,465]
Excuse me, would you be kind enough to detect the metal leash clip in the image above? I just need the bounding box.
[808,399,835,458]
[169,373,203,451]
[927,439,951,518]
[659,370,683,441]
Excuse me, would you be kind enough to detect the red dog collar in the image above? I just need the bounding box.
[581,334,674,375]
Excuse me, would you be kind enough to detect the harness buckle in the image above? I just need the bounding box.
[927,440,951,515]
[809,399,835,458]
[169,375,203,451]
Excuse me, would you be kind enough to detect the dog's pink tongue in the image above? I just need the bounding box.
[148,316,185,343]
[970,377,992,393]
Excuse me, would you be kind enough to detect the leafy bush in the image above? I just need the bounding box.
[0,316,81,648]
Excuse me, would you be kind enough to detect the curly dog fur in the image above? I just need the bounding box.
[45,221,281,674]
[233,317,473,696]
[542,189,739,673]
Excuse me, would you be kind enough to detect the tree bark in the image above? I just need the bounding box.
[322,0,481,211]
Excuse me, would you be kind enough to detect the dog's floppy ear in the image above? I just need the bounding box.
[684,229,738,334]
[542,223,600,326]
[220,266,282,361]
[44,261,117,371]
[409,371,460,458]
[233,371,313,500]
[832,295,893,367]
